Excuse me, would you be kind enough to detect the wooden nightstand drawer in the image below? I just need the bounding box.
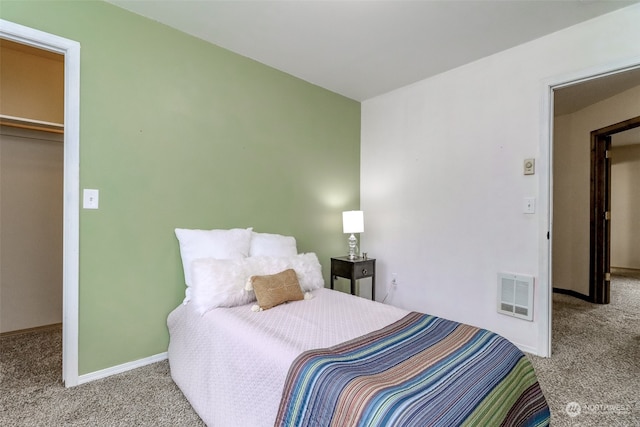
[353,260,375,279]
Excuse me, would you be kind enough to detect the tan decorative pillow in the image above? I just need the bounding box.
[250,269,304,310]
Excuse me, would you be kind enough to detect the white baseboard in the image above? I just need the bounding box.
[515,342,540,356]
[78,352,168,385]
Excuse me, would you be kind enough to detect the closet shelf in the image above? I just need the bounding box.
[0,114,64,134]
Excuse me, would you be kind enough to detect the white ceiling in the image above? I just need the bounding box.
[107,0,638,101]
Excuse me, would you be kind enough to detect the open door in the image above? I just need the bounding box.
[590,133,611,304]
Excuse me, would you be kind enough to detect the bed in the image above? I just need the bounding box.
[168,228,550,426]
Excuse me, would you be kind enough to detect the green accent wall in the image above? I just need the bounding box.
[1,1,360,374]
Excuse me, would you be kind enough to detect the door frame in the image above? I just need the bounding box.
[590,117,640,304]
[590,132,611,304]
[540,58,640,357]
[1,19,81,387]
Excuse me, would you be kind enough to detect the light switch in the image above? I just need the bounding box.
[83,189,99,209]
[523,197,535,214]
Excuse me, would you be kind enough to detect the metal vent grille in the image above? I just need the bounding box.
[497,273,534,321]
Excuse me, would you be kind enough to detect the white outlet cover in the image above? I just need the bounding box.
[523,197,535,214]
[83,189,99,209]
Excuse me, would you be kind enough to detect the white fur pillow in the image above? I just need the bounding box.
[245,255,290,278]
[190,258,254,315]
[245,253,325,292]
[190,256,288,315]
[175,227,252,288]
[188,252,325,314]
[288,253,325,291]
[249,232,297,257]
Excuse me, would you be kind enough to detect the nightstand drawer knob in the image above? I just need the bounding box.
[362,269,368,275]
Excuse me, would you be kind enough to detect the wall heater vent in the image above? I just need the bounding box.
[497,273,534,321]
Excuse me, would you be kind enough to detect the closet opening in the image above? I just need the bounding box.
[0,38,65,373]
[0,20,81,387]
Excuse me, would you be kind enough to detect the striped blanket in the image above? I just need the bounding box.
[275,312,550,427]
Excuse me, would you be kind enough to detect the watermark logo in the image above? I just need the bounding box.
[565,402,581,417]
[565,401,634,417]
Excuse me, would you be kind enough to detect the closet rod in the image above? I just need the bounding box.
[0,114,64,134]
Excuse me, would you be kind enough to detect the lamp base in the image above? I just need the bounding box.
[347,233,358,260]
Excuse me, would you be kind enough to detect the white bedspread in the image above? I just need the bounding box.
[167,288,408,426]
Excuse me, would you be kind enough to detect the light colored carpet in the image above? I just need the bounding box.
[2,273,638,426]
[528,270,640,426]
[0,326,204,426]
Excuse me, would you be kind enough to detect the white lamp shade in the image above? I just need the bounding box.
[342,210,364,234]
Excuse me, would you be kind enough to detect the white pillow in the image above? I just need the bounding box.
[245,256,290,280]
[288,253,325,291]
[249,232,297,257]
[187,252,325,315]
[190,258,254,315]
[175,228,252,288]
[190,256,289,314]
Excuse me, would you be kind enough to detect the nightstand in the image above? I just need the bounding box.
[330,256,376,300]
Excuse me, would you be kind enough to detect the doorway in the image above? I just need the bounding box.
[0,19,80,387]
[1,39,64,334]
[551,67,640,298]
[590,117,640,304]
[545,63,640,357]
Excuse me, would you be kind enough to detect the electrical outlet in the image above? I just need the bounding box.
[83,189,99,209]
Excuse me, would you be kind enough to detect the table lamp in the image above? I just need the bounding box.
[342,210,364,260]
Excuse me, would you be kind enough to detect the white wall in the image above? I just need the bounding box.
[611,143,640,269]
[360,4,640,355]
[553,85,640,294]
